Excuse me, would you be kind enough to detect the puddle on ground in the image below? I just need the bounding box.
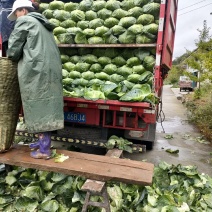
[199,158,212,165]
[157,116,195,133]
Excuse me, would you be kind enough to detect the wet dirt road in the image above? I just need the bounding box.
[125,85,212,176]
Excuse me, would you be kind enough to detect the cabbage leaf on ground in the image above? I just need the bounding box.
[1,158,212,211]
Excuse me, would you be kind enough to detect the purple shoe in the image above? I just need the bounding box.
[30,132,51,159]
[30,150,50,159]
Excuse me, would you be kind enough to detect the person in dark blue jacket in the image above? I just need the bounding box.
[0,0,38,55]
[0,0,15,56]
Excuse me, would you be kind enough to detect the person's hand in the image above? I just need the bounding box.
[32,1,39,10]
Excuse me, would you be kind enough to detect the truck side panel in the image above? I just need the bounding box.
[61,0,179,144]
[0,0,179,146]
[155,0,178,96]
[162,0,178,70]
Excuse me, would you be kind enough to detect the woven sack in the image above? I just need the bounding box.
[0,57,21,152]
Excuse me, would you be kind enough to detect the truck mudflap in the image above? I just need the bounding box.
[124,123,156,149]
[15,130,146,153]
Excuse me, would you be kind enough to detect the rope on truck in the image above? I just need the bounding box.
[15,130,145,153]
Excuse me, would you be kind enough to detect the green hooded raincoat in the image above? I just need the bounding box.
[8,12,64,133]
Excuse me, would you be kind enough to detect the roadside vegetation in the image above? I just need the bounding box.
[166,21,212,142]
[185,83,212,142]
[164,62,185,87]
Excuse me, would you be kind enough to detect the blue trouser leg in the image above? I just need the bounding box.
[39,132,51,155]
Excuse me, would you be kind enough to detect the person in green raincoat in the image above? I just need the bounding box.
[7,0,64,159]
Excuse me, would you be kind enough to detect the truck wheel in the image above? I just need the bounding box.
[180,88,182,92]
[143,140,154,150]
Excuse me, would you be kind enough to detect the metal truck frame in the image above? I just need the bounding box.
[0,0,178,150]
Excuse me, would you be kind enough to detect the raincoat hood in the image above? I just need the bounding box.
[27,12,54,31]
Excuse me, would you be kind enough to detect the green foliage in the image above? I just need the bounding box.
[195,20,211,45]
[172,52,190,65]
[172,21,212,89]
[188,101,212,141]
[1,162,212,211]
[105,135,133,153]
[0,169,86,211]
[193,88,202,99]
[185,83,212,141]
[185,21,212,89]
[164,65,184,86]
[201,39,212,81]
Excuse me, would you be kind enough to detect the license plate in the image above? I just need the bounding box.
[64,112,86,123]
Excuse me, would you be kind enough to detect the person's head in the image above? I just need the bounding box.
[7,0,35,21]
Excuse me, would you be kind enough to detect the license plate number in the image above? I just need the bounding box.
[64,112,86,123]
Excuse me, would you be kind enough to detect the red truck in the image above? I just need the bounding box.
[179,76,193,92]
[0,0,178,150]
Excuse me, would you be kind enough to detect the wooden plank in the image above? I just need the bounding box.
[81,180,105,193]
[106,149,123,158]
[60,149,153,171]
[82,149,123,192]
[81,149,122,211]
[0,145,154,185]
[83,151,151,170]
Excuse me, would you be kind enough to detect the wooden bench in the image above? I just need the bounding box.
[0,145,154,211]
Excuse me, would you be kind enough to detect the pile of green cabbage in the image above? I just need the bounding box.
[39,0,160,103]
[61,47,158,103]
[0,161,211,211]
[40,0,160,44]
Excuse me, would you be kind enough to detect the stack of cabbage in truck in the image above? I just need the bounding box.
[1,0,178,149]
